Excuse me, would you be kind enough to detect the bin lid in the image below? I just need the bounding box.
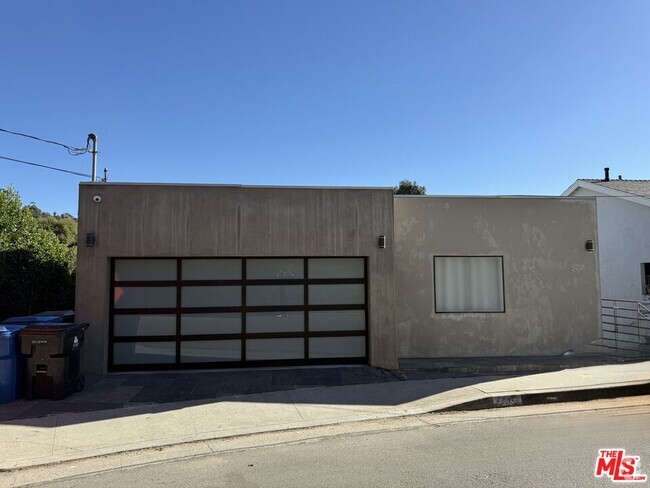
[1,315,63,325]
[0,325,27,337]
[33,310,75,320]
[19,323,89,335]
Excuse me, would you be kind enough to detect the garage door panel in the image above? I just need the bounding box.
[113,314,176,337]
[114,287,177,309]
[181,286,241,308]
[308,284,365,305]
[113,342,176,365]
[247,259,304,279]
[246,285,304,306]
[115,259,177,281]
[246,338,304,360]
[181,340,241,363]
[309,337,366,359]
[308,258,364,279]
[247,311,304,333]
[181,313,241,334]
[309,310,366,331]
[182,259,241,280]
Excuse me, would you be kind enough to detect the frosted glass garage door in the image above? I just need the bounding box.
[110,257,368,370]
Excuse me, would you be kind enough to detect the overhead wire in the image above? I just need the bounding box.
[0,127,89,155]
[0,155,92,178]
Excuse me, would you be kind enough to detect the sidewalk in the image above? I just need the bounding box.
[0,353,618,422]
[0,359,648,471]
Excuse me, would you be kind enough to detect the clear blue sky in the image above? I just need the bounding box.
[1,1,649,216]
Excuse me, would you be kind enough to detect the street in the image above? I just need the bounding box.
[23,398,650,488]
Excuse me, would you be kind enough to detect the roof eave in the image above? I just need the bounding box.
[563,179,650,208]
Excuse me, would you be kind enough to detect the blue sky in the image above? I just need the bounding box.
[1,1,649,215]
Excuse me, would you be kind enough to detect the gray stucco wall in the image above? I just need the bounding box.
[394,196,601,358]
[76,183,396,373]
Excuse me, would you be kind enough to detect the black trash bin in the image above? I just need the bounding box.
[19,323,89,400]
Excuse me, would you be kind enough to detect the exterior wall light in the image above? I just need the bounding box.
[86,233,96,247]
[378,235,386,249]
[585,240,594,252]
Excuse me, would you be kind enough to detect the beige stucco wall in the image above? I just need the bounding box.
[394,196,601,358]
[76,183,396,373]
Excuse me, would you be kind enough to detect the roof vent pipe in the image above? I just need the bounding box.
[618,175,622,180]
[604,167,610,181]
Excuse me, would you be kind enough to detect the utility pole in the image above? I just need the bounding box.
[87,133,98,182]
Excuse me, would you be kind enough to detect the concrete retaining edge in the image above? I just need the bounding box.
[439,382,650,411]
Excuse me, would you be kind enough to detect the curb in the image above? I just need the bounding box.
[439,382,650,411]
[398,361,632,376]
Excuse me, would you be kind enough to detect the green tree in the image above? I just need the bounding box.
[34,215,77,247]
[26,203,78,247]
[393,179,426,195]
[0,187,75,320]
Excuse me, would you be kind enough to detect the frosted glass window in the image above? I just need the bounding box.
[434,256,504,312]
[247,259,303,279]
[181,286,241,307]
[247,312,304,333]
[309,284,365,305]
[308,258,364,279]
[114,287,176,309]
[114,314,176,336]
[309,337,366,358]
[114,259,176,281]
[246,338,304,360]
[181,340,241,363]
[246,285,303,306]
[182,259,241,280]
[309,310,365,331]
[113,342,176,364]
[181,313,241,334]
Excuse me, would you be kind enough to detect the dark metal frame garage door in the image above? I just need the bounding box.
[109,257,368,371]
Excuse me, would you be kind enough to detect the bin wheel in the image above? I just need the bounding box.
[75,375,85,393]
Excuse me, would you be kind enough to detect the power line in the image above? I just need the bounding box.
[0,128,89,155]
[0,155,92,178]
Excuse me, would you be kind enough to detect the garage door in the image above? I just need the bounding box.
[109,257,368,371]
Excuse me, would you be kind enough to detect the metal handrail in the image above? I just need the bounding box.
[639,302,650,319]
[597,298,650,359]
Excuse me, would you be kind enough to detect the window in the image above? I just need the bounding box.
[434,256,505,313]
[643,263,650,296]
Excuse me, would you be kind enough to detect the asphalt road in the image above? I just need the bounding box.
[26,401,650,487]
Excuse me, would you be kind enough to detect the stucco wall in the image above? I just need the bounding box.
[76,183,396,373]
[570,187,650,302]
[394,196,601,358]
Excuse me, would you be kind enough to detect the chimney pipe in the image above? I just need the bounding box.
[604,167,610,181]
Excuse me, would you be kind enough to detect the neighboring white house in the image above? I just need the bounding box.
[562,169,650,302]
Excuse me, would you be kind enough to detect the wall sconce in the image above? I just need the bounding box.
[378,235,386,249]
[585,240,594,252]
[86,233,96,247]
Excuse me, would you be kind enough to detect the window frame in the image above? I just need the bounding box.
[642,262,650,297]
[433,255,506,314]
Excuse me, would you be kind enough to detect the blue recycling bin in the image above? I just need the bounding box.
[1,315,64,326]
[0,325,27,403]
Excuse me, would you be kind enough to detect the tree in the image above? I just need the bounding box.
[0,187,75,320]
[26,203,78,247]
[393,179,426,195]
